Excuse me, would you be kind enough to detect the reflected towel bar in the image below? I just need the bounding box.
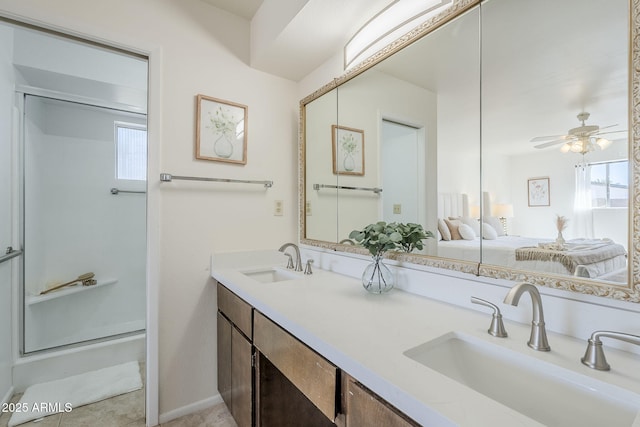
[110,188,146,195]
[160,173,273,188]
[313,183,382,194]
[0,247,22,264]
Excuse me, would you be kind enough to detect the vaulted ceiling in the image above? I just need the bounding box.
[199,0,392,81]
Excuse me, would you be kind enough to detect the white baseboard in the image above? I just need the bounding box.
[158,394,223,424]
[1,386,14,406]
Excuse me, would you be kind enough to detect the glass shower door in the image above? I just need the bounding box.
[22,94,147,353]
[0,82,17,401]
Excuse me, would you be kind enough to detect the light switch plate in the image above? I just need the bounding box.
[274,200,283,216]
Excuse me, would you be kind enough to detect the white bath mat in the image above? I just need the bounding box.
[8,361,142,427]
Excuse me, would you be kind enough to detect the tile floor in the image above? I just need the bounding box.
[0,392,236,427]
[1,360,235,427]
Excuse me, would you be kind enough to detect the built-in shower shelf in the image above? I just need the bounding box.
[26,278,118,306]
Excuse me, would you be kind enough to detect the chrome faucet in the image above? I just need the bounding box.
[503,283,550,351]
[471,297,508,338]
[581,331,640,371]
[278,243,303,272]
[304,259,314,275]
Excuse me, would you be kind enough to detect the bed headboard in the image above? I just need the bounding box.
[438,193,469,218]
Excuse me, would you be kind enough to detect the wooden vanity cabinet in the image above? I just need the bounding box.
[341,374,420,427]
[253,311,338,426]
[216,283,420,427]
[217,283,253,427]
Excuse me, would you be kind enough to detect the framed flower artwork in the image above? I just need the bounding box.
[332,125,364,176]
[528,177,550,206]
[196,94,248,164]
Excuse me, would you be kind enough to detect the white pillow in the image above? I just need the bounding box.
[458,223,476,240]
[438,218,451,241]
[484,216,505,236]
[482,223,498,240]
[460,216,480,237]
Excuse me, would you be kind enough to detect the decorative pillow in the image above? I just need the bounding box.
[444,218,463,240]
[458,223,476,240]
[438,218,451,241]
[483,216,505,236]
[482,223,498,240]
[460,216,480,237]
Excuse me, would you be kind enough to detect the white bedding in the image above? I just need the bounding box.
[437,236,627,279]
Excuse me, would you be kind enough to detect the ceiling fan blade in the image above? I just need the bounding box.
[530,134,569,143]
[534,139,568,149]
[596,124,618,131]
[595,129,627,136]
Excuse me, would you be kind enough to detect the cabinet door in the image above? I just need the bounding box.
[218,282,253,338]
[254,311,337,421]
[345,376,419,427]
[231,327,253,427]
[217,312,232,408]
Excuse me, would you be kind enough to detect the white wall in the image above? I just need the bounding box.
[335,70,437,241]
[304,69,437,242]
[491,140,629,242]
[0,0,298,420]
[0,23,14,405]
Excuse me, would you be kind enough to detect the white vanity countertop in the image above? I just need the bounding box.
[210,250,640,427]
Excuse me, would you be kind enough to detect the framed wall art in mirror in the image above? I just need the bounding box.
[332,125,365,176]
[527,178,550,207]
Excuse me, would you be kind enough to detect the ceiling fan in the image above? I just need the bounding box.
[531,112,625,154]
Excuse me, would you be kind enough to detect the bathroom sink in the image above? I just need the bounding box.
[404,332,640,426]
[241,267,300,283]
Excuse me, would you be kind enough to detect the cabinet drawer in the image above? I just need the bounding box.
[254,311,337,421]
[217,282,253,338]
[344,375,419,427]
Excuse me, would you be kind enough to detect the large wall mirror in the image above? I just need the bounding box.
[300,0,640,301]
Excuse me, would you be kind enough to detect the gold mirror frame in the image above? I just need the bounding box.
[299,0,640,302]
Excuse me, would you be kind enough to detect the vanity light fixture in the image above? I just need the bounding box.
[344,0,452,70]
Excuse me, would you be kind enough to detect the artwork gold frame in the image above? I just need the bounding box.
[196,94,248,164]
[332,125,365,175]
[527,177,550,207]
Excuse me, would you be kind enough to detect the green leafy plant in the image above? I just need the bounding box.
[394,222,434,253]
[349,222,433,257]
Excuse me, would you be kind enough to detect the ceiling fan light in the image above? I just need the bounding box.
[570,142,584,153]
[596,137,612,149]
[560,143,572,153]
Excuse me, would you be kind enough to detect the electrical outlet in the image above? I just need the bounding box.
[393,204,402,214]
[306,201,312,216]
[274,200,283,216]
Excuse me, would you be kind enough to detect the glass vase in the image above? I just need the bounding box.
[343,153,355,171]
[362,255,394,294]
[214,134,233,158]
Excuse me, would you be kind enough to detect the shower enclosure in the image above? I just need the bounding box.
[0,20,148,355]
[21,95,147,353]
